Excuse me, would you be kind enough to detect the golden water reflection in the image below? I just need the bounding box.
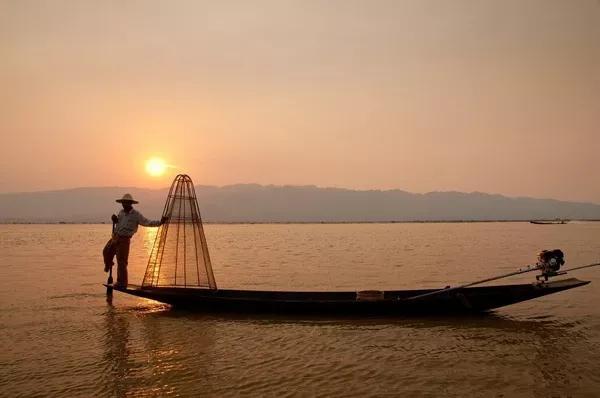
[102,303,218,396]
[143,227,159,257]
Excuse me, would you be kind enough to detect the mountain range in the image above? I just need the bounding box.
[1,184,599,223]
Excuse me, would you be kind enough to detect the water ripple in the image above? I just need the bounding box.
[1,223,600,396]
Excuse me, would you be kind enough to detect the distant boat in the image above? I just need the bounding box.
[530,219,569,225]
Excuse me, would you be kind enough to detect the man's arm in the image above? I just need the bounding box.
[137,211,168,227]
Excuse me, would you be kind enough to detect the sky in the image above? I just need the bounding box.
[1,0,599,203]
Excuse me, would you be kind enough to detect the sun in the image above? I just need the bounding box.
[145,157,168,177]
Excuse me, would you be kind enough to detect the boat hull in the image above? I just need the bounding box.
[110,278,589,315]
[530,221,568,224]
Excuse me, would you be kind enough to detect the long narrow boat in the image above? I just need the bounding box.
[106,175,597,316]
[113,278,589,314]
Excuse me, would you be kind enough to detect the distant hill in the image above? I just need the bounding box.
[1,184,599,223]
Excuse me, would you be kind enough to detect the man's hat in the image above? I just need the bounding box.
[116,193,139,204]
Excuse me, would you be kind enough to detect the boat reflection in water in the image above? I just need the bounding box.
[100,303,588,396]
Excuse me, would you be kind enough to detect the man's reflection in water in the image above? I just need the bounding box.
[102,304,131,397]
[103,301,214,396]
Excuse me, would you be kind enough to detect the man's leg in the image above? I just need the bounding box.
[115,236,131,287]
[103,238,117,272]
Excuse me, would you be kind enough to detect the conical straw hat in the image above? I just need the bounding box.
[116,193,139,204]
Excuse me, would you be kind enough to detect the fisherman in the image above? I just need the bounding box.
[103,193,167,288]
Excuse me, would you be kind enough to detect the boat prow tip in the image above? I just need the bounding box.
[537,277,591,290]
[578,279,591,287]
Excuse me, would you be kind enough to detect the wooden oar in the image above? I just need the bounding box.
[404,264,541,301]
[106,222,116,296]
[561,262,600,273]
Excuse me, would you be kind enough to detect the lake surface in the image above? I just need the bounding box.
[1,222,600,397]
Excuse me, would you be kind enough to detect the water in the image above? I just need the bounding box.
[1,222,600,397]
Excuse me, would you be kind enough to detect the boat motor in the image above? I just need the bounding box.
[536,249,565,280]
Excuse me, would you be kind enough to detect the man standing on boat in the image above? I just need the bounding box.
[103,193,167,288]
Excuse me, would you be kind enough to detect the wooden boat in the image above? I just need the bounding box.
[112,278,589,314]
[530,219,569,225]
[106,175,598,316]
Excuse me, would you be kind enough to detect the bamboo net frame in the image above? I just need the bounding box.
[142,174,217,289]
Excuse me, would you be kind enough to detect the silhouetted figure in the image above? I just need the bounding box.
[103,193,167,288]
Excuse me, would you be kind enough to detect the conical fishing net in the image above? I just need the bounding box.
[142,174,217,289]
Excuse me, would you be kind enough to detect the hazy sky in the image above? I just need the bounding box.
[1,0,599,202]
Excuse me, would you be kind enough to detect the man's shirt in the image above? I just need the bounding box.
[115,208,161,237]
